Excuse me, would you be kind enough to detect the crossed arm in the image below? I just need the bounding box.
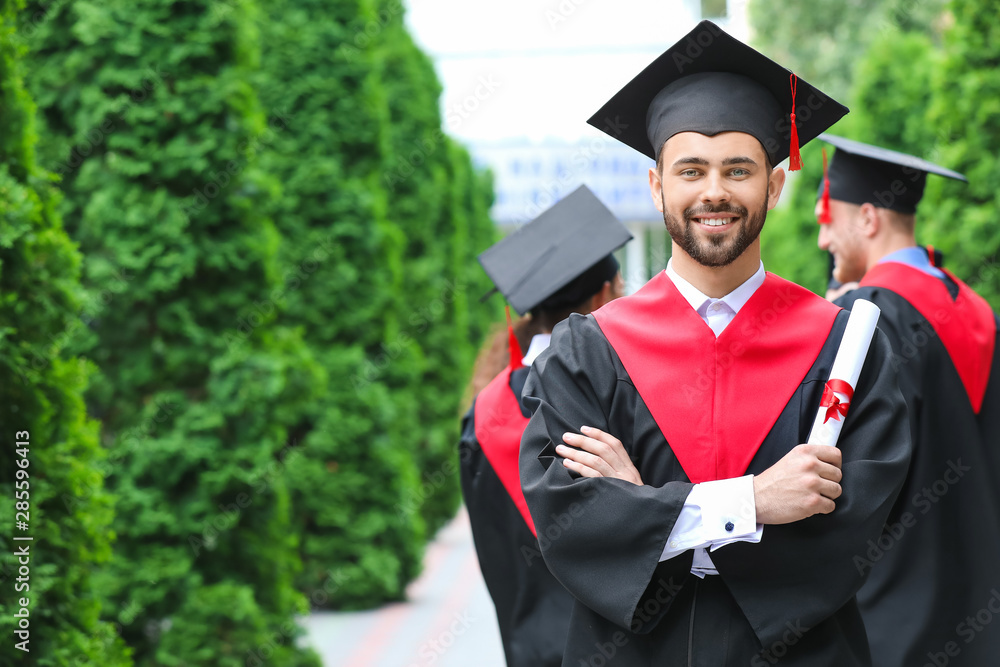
[557,427,845,525]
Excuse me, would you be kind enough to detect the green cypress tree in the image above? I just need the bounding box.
[254,0,495,608]
[0,0,131,663]
[254,0,427,609]
[921,0,1000,307]
[24,1,321,664]
[760,27,943,291]
[374,2,496,538]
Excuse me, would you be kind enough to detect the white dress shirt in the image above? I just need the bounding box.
[658,259,766,577]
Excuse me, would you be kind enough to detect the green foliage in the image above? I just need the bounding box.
[374,11,497,537]
[751,0,949,289]
[760,142,830,293]
[0,0,131,663]
[24,1,321,664]
[254,0,496,608]
[253,0,425,610]
[920,0,1000,307]
[749,0,946,102]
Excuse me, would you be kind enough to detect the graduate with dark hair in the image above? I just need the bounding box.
[459,185,631,667]
[815,134,1000,667]
[519,22,912,665]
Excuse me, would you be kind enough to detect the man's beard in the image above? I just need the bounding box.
[662,194,768,268]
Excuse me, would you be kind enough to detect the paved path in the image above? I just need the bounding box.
[302,508,506,667]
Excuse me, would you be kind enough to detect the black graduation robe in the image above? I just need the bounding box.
[835,261,1000,667]
[520,271,912,666]
[460,364,575,666]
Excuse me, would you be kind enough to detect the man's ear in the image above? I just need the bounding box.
[766,167,786,211]
[648,166,664,213]
[859,203,881,238]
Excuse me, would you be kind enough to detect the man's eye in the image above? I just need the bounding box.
[730,168,749,177]
[680,169,699,177]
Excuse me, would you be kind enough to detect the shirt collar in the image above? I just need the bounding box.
[878,246,946,279]
[665,258,766,315]
[521,333,551,366]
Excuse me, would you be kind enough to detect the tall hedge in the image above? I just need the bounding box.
[254,0,496,609]
[750,0,949,289]
[24,1,320,665]
[374,5,497,538]
[0,1,132,663]
[921,0,1000,307]
[254,0,425,610]
[759,28,943,291]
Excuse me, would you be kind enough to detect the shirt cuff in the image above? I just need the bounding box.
[694,475,758,544]
[659,475,761,562]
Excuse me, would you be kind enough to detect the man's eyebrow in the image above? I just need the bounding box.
[670,156,760,168]
[722,156,759,166]
[671,157,710,168]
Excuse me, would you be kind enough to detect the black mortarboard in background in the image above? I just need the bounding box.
[818,133,968,215]
[478,185,632,316]
[587,20,848,168]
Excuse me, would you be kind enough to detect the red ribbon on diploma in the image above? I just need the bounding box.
[820,379,854,423]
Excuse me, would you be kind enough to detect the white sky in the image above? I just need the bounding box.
[404,0,730,142]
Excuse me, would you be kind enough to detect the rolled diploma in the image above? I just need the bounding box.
[807,299,881,447]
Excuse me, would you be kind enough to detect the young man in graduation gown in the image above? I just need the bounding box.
[459,185,632,667]
[815,134,1000,667]
[519,21,913,666]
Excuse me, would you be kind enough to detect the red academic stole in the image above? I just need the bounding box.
[861,261,997,413]
[593,272,840,484]
[475,366,536,535]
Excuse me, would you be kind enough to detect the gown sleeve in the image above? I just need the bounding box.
[519,313,696,634]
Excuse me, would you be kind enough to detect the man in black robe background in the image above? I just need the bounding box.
[816,134,1000,666]
[519,21,913,666]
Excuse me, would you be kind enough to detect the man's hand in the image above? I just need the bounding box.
[556,426,643,486]
[825,282,859,302]
[754,444,843,524]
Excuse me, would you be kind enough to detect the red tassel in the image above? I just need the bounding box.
[819,147,832,224]
[927,245,936,267]
[506,306,524,370]
[788,73,802,171]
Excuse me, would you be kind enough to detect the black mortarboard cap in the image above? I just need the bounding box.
[587,20,848,168]
[478,185,632,316]
[819,133,968,215]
